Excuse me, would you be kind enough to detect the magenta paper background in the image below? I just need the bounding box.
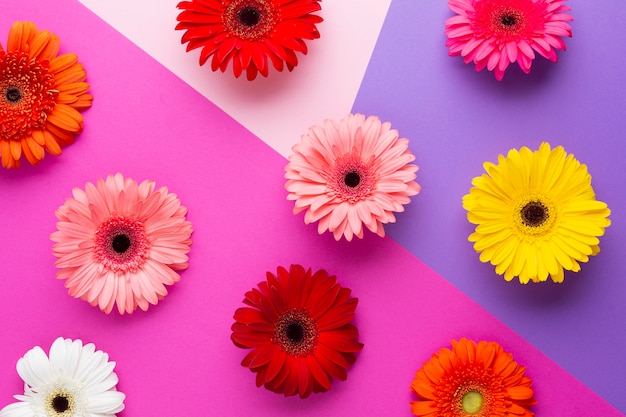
[0,1,623,416]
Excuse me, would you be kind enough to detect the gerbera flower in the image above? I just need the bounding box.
[175,0,323,80]
[51,173,193,314]
[0,21,92,169]
[463,142,611,284]
[0,337,125,417]
[445,0,573,80]
[285,114,421,241]
[410,338,536,417]
[231,265,363,398]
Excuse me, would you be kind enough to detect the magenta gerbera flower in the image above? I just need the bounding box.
[51,173,193,314]
[285,114,421,241]
[445,0,573,81]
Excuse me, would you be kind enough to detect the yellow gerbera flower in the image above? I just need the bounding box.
[463,142,611,284]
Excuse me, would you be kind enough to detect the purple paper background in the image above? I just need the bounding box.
[0,0,623,416]
[354,0,626,412]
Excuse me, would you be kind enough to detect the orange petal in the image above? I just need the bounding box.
[54,64,87,85]
[72,94,93,110]
[31,130,46,146]
[39,32,60,60]
[21,138,39,165]
[56,82,90,96]
[410,400,438,416]
[506,385,534,401]
[42,129,62,155]
[28,30,52,59]
[49,53,79,74]
[10,139,21,160]
[26,136,45,161]
[7,21,37,51]
[47,104,83,132]
[1,141,15,168]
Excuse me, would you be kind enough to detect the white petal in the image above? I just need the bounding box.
[16,346,52,387]
[0,400,34,417]
[86,391,125,414]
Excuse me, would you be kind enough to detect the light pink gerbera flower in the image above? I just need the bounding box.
[445,0,573,81]
[51,173,193,314]
[285,114,421,241]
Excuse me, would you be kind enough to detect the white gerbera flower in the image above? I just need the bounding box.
[0,337,125,417]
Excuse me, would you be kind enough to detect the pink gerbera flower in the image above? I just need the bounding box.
[51,173,193,314]
[285,114,421,241]
[445,0,573,80]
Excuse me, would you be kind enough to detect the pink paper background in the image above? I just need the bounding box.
[0,1,622,416]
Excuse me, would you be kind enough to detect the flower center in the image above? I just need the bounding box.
[52,395,69,413]
[45,390,75,417]
[492,8,525,34]
[112,234,131,253]
[273,309,318,357]
[326,154,377,203]
[286,322,305,344]
[94,216,149,273]
[520,201,547,227]
[344,171,361,188]
[0,51,56,142]
[500,14,517,27]
[5,86,22,104]
[223,0,277,41]
[238,6,261,26]
[462,391,484,414]
[513,193,557,238]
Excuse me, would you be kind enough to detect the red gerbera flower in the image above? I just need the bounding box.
[231,265,363,398]
[445,0,573,80]
[175,0,323,80]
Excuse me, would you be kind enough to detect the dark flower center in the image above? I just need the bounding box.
[501,14,517,27]
[112,234,131,254]
[52,395,69,413]
[286,322,304,344]
[274,309,318,357]
[223,0,276,41]
[521,201,548,227]
[238,6,261,27]
[491,8,525,33]
[4,86,22,104]
[344,171,361,188]
[94,216,149,273]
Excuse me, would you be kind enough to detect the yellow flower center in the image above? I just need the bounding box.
[462,391,484,414]
[45,389,75,417]
[512,192,557,238]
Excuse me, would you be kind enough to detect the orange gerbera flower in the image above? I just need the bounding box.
[410,338,536,417]
[0,21,92,169]
[231,265,363,398]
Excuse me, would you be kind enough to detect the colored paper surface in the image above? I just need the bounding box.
[0,0,623,416]
[353,0,626,412]
[76,0,391,158]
